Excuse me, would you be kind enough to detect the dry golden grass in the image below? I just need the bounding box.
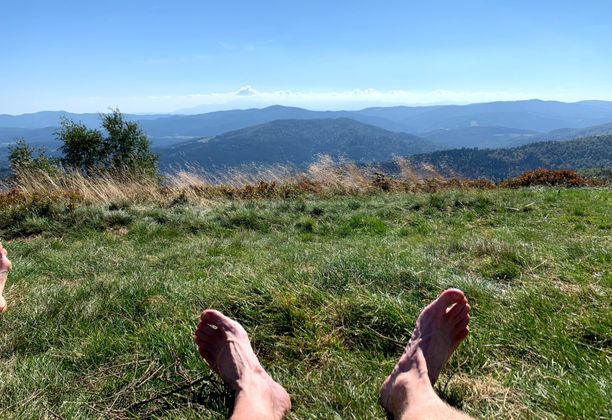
[445,373,530,418]
[0,155,498,206]
[4,168,162,204]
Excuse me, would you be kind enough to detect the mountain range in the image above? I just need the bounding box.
[2,99,612,147]
[1,100,612,177]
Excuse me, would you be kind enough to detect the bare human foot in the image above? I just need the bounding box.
[0,242,12,313]
[381,289,471,418]
[195,309,291,420]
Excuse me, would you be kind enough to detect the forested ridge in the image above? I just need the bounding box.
[401,135,612,180]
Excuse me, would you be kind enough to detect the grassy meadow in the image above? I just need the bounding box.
[0,185,610,418]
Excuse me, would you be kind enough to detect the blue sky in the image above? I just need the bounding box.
[1,0,611,114]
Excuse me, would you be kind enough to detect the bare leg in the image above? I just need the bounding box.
[195,309,291,420]
[0,242,12,313]
[381,288,473,419]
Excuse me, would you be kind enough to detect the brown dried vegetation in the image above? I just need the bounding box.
[500,168,595,188]
[1,159,602,209]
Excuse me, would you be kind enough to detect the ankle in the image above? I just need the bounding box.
[390,371,434,415]
[234,365,269,390]
[233,376,286,419]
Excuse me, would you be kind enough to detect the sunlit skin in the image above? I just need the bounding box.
[380,288,473,419]
[0,242,12,313]
[195,309,291,420]
[196,289,472,419]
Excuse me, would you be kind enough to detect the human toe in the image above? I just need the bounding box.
[453,326,470,342]
[449,302,470,321]
[200,309,238,332]
[433,289,465,311]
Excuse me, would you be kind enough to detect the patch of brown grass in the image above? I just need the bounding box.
[444,373,530,418]
[500,169,593,188]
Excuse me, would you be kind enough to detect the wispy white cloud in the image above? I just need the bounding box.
[16,85,602,114]
[235,86,260,96]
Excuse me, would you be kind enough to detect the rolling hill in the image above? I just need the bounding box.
[138,105,406,138]
[159,118,437,170]
[389,135,612,180]
[535,122,612,142]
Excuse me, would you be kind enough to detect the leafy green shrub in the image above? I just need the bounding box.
[8,139,61,177]
[58,109,158,176]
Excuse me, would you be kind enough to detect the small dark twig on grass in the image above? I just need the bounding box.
[127,375,210,410]
[46,407,66,420]
[6,388,45,411]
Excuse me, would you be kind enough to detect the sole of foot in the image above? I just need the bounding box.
[195,309,291,418]
[381,289,470,414]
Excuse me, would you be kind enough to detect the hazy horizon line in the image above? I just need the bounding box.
[3,86,612,116]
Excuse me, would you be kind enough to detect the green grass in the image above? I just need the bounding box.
[0,187,610,419]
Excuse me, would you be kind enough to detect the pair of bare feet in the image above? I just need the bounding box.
[1,243,470,418]
[0,243,12,314]
[195,289,472,419]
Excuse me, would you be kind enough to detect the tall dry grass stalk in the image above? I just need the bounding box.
[393,156,422,185]
[306,155,374,193]
[1,156,497,205]
[166,163,296,188]
[8,168,162,204]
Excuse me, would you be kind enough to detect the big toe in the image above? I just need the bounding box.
[432,288,465,311]
[200,309,250,341]
[201,309,235,330]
